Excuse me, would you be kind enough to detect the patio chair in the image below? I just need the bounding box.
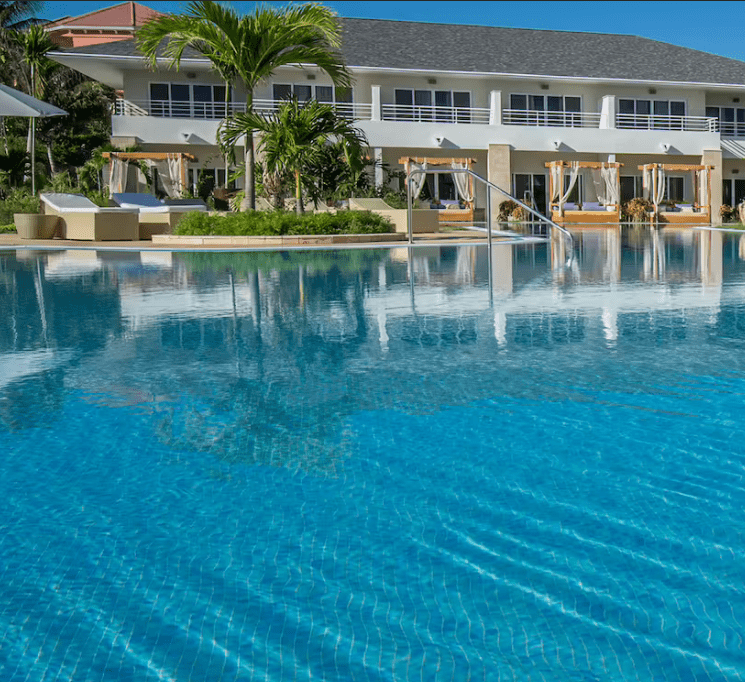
[41,193,139,241]
[112,193,207,239]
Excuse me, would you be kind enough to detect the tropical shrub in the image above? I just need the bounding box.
[0,224,16,233]
[622,197,654,222]
[720,204,737,223]
[0,188,40,224]
[174,209,393,236]
[498,200,520,221]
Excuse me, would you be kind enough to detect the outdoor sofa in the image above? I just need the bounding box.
[112,193,208,239]
[40,193,139,241]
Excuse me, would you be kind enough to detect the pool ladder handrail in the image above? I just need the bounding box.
[405,167,574,266]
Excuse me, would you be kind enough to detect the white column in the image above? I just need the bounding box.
[600,95,616,129]
[374,147,384,189]
[489,90,502,126]
[371,85,381,122]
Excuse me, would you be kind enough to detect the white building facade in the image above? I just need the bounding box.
[50,17,745,223]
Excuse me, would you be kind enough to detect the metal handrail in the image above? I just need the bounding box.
[405,167,574,267]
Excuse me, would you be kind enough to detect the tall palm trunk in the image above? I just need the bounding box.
[295,170,304,215]
[245,89,255,210]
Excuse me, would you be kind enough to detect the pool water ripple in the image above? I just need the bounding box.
[2,235,745,680]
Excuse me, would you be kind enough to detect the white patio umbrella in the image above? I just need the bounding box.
[0,83,67,194]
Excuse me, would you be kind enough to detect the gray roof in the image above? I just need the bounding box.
[54,17,745,86]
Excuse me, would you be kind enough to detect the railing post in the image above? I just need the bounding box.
[371,85,381,122]
[489,91,502,126]
[600,95,616,129]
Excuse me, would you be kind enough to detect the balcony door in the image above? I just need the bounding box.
[620,176,643,203]
[618,99,685,128]
[707,107,745,136]
[723,178,745,207]
[150,83,230,119]
[394,89,471,122]
[513,174,547,215]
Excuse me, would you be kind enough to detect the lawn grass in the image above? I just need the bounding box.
[174,210,394,237]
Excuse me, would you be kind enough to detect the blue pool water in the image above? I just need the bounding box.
[1,229,745,681]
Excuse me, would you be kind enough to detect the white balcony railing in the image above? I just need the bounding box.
[502,109,601,128]
[113,98,373,121]
[381,103,490,124]
[616,113,718,132]
[719,122,745,138]
[252,99,372,120]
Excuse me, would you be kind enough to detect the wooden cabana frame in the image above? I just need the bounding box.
[399,156,477,224]
[102,151,196,195]
[637,163,713,225]
[545,160,623,225]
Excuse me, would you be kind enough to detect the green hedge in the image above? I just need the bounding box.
[0,224,16,234]
[0,189,40,225]
[174,210,394,237]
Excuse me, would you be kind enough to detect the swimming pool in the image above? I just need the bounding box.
[1,228,744,680]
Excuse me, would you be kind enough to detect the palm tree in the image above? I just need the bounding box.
[220,98,367,215]
[15,24,54,194]
[137,0,351,209]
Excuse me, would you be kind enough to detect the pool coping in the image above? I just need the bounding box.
[0,231,543,252]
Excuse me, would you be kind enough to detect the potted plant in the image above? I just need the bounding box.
[13,213,59,239]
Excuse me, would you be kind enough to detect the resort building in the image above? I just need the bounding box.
[49,13,745,224]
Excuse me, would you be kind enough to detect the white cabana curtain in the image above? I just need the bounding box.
[409,160,428,200]
[697,169,708,208]
[451,161,473,203]
[643,166,666,206]
[654,168,666,206]
[590,168,607,205]
[550,164,562,202]
[602,165,619,206]
[149,154,183,198]
[108,155,126,195]
[558,162,580,208]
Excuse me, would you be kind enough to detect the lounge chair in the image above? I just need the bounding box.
[112,193,207,239]
[348,197,438,233]
[41,193,139,241]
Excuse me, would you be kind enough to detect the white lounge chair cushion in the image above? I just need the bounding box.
[41,193,138,214]
[112,193,208,213]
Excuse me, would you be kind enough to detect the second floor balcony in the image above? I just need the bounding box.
[113,98,374,121]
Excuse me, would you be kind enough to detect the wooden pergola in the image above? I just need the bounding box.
[637,163,713,225]
[102,152,196,195]
[545,160,623,225]
[400,156,477,223]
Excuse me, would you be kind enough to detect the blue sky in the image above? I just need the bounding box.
[41,1,745,62]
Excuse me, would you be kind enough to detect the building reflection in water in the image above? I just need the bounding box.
[1,227,744,469]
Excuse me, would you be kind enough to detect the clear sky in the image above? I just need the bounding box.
[41,1,744,62]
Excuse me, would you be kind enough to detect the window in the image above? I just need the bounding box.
[508,94,582,126]
[618,99,686,129]
[150,82,232,119]
[708,106,745,136]
[420,172,456,202]
[393,89,471,122]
